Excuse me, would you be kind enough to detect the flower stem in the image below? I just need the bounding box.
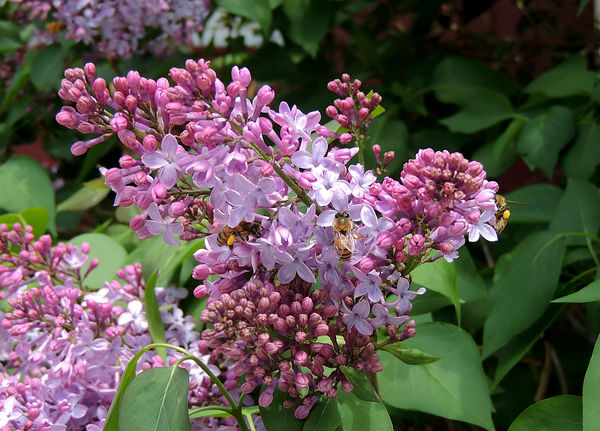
[248,142,323,214]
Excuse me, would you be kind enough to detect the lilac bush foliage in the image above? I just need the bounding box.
[0,223,244,431]
[10,0,209,58]
[55,59,500,419]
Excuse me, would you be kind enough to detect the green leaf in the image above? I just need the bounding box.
[304,398,341,431]
[216,0,272,33]
[516,105,575,179]
[525,55,596,98]
[337,390,393,431]
[0,63,30,113]
[578,0,591,14]
[550,179,600,236]
[410,290,452,315]
[493,303,565,388]
[509,395,582,431]
[433,56,519,105]
[189,408,232,419]
[19,207,49,237]
[105,346,155,430]
[341,366,380,402]
[584,335,600,431]
[0,37,22,53]
[0,155,55,234]
[125,235,183,281]
[259,388,303,431]
[69,233,127,290]
[145,270,167,360]
[0,21,21,40]
[563,123,600,180]
[119,367,191,431]
[379,322,494,430]
[57,177,110,212]
[471,136,518,178]
[553,280,600,303]
[30,43,65,91]
[282,0,332,57]
[411,258,461,324]
[455,246,487,302]
[506,184,563,223]
[380,344,441,365]
[492,118,526,159]
[0,213,22,227]
[440,92,513,133]
[483,231,566,357]
[157,238,204,286]
[0,208,48,237]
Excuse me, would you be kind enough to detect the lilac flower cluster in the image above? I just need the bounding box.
[10,0,209,58]
[0,223,243,431]
[56,59,500,418]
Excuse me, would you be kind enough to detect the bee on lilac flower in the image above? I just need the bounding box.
[45,21,66,33]
[493,195,510,234]
[332,211,355,261]
[494,194,526,234]
[217,221,261,248]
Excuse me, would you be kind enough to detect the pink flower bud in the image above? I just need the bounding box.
[127,70,141,88]
[193,285,208,298]
[55,108,78,129]
[169,201,187,218]
[295,350,308,366]
[125,95,138,112]
[339,132,353,145]
[259,390,274,407]
[383,151,395,165]
[117,129,139,150]
[129,215,147,232]
[83,63,96,80]
[376,231,396,249]
[257,85,275,106]
[152,183,167,200]
[326,105,338,118]
[341,379,353,392]
[408,234,424,256]
[71,141,87,156]
[261,163,274,176]
[314,323,329,336]
[110,113,128,132]
[357,107,370,124]
[438,241,454,255]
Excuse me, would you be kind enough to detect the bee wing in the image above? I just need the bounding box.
[505,200,527,207]
[335,232,355,252]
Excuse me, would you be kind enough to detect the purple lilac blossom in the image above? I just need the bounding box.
[0,223,254,431]
[10,0,210,59]
[56,60,502,418]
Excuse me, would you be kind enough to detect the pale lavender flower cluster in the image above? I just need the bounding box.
[10,0,209,58]
[55,59,500,418]
[0,223,242,431]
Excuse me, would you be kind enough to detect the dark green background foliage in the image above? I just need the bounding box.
[1,0,599,429]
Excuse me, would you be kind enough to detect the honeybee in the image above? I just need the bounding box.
[45,21,66,33]
[216,221,261,248]
[332,211,355,261]
[494,194,511,234]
